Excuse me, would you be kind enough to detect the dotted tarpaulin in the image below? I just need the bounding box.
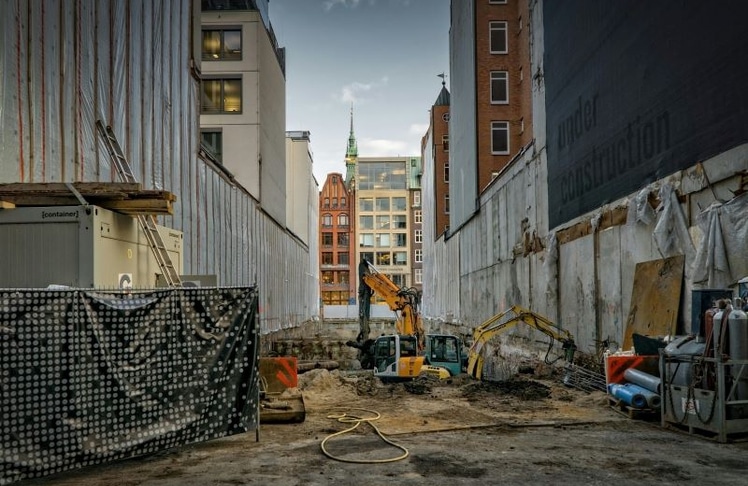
[1,287,259,484]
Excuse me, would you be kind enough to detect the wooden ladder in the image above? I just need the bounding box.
[96,120,182,287]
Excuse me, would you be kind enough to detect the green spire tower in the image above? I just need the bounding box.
[344,105,358,187]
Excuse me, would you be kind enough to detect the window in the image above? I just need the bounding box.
[338,252,349,265]
[442,134,449,152]
[338,214,349,226]
[444,162,450,183]
[394,252,407,266]
[376,233,391,247]
[376,252,391,266]
[492,171,500,181]
[490,21,508,54]
[332,175,338,183]
[322,232,333,246]
[321,252,333,265]
[202,29,242,61]
[395,233,407,247]
[359,215,374,229]
[321,271,334,284]
[392,215,407,229]
[375,197,390,211]
[392,197,407,211]
[341,197,346,207]
[339,271,349,285]
[442,112,450,122]
[491,71,509,104]
[200,130,222,162]
[321,214,332,227]
[360,198,373,211]
[201,77,241,113]
[520,117,525,134]
[518,15,523,32]
[360,233,374,247]
[332,198,338,208]
[360,251,374,264]
[413,191,421,207]
[337,233,349,246]
[491,121,510,154]
[489,0,508,3]
[324,198,330,208]
[445,195,450,214]
[391,274,406,287]
[415,230,423,243]
[376,215,390,229]
[415,249,423,263]
[414,268,423,284]
[414,210,422,224]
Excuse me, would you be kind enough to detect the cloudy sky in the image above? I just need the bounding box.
[269,0,450,184]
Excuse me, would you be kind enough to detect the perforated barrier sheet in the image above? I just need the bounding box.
[1,287,259,484]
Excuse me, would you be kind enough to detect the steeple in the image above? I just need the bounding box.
[346,105,358,158]
[345,104,358,187]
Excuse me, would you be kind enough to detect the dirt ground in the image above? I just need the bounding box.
[16,366,748,486]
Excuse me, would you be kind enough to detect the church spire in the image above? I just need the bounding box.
[346,104,358,158]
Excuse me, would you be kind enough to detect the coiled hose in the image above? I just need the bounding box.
[320,408,409,464]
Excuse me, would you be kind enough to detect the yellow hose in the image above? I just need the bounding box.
[320,408,409,464]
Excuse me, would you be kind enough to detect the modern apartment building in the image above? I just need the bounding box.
[449,0,533,230]
[200,0,287,225]
[285,131,317,246]
[319,173,354,305]
[355,156,418,300]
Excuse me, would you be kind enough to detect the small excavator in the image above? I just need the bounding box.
[347,257,463,381]
[466,305,577,380]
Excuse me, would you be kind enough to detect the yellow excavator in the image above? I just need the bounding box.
[347,258,460,381]
[467,305,577,380]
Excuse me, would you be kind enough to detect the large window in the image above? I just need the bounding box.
[376,197,390,211]
[338,252,349,265]
[392,197,407,211]
[395,233,407,247]
[321,214,332,227]
[200,130,222,162]
[491,71,509,104]
[392,215,407,229]
[376,215,390,229]
[322,232,333,246]
[491,121,510,154]
[376,252,391,266]
[360,251,374,264]
[338,214,349,226]
[359,215,374,229]
[321,253,333,265]
[376,233,391,248]
[337,233,349,246]
[201,78,242,114]
[414,268,423,284]
[490,21,508,54]
[339,271,349,285]
[360,198,374,211]
[202,29,242,61]
[321,271,334,284]
[357,161,407,190]
[360,233,374,247]
[393,252,407,266]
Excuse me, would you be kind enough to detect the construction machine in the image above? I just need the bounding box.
[466,305,577,380]
[347,258,463,381]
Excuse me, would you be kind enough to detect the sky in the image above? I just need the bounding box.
[269,0,450,184]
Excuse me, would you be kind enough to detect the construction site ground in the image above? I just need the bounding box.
[18,367,748,486]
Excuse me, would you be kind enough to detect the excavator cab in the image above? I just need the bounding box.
[425,334,464,376]
[372,334,434,381]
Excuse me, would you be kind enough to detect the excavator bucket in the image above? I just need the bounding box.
[258,357,306,423]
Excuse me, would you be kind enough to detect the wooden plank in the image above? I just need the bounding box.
[102,199,173,215]
[622,255,685,350]
[0,200,16,208]
[0,182,142,194]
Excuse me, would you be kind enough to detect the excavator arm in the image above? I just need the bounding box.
[356,259,425,353]
[467,305,576,380]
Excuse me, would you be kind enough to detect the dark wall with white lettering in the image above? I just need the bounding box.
[544,1,748,228]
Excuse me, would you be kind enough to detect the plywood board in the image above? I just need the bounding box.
[623,255,685,350]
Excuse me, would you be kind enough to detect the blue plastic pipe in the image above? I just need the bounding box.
[608,383,647,409]
[624,383,661,409]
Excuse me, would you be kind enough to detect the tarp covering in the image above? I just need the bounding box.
[1,287,259,484]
